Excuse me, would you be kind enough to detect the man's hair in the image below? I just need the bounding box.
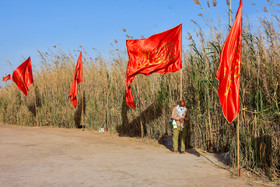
[179,100,185,107]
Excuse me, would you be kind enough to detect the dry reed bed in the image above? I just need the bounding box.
[0,0,279,180]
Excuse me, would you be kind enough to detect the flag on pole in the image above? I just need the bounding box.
[3,74,11,82]
[126,24,182,109]
[12,57,33,96]
[69,52,83,108]
[215,0,243,123]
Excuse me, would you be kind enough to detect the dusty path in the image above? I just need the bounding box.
[0,124,267,187]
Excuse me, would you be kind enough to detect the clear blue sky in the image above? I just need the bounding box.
[0,0,275,84]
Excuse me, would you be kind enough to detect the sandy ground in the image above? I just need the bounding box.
[0,124,272,187]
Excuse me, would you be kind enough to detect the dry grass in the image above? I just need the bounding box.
[0,0,279,180]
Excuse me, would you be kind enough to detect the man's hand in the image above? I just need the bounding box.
[179,118,184,123]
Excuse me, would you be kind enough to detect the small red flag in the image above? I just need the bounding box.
[12,57,33,96]
[69,52,83,108]
[3,74,11,82]
[215,0,242,123]
[126,24,182,109]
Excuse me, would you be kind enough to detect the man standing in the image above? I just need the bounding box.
[171,100,190,154]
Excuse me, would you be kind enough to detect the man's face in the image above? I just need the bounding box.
[180,101,185,107]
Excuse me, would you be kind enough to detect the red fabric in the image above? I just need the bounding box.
[3,74,11,82]
[126,24,182,109]
[12,57,33,96]
[215,0,242,123]
[69,52,83,108]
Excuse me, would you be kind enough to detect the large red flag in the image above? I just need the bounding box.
[12,57,33,96]
[215,0,243,123]
[126,24,182,109]
[3,74,11,82]
[69,52,83,108]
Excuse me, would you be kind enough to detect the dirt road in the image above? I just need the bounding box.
[0,124,267,187]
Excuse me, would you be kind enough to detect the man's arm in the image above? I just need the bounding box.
[172,108,180,121]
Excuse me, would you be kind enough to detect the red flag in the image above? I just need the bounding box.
[126,24,182,109]
[3,74,11,82]
[69,52,83,108]
[215,0,242,123]
[12,57,33,96]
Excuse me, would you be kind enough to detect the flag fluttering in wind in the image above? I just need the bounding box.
[69,52,83,108]
[126,24,182,109]
[12,57,33,96]
[3,74,11,82]
[215,0,243,123]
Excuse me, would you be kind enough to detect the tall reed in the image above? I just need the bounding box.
[0,0,279,179]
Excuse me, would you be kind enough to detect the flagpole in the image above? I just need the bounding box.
[82,81,85,131]
[180,67,183,101]
[136,77,144,138]
[79,52,85,131]
[20,91,22,126]
[5,77,7,88]
[33,83,39,127]
[237,114,241,177]
[106,76,109,132]
[229,0,232,26]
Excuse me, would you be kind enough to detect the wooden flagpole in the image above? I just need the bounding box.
[33,83,39,126]
[180,68,183,100]
[80,52,85,131]
[136,77,144,138]
[237,114,241,177]
[179,65,183,149]
[81,82,85,131]
[106,81,109,132]
[4,75,7,88]
[229,0,232,26]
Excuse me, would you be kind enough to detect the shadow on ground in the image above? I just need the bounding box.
[117,94,163,138]
[74,90,86,128]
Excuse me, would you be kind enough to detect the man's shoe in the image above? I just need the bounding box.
[173,151,178,154]
[181,151,185,154]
